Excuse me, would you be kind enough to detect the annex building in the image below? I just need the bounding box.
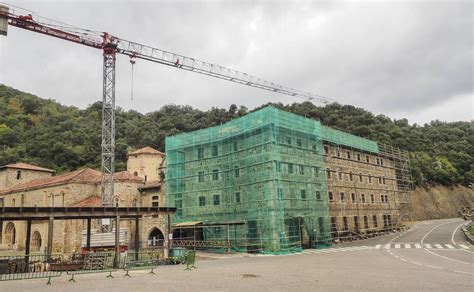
[165,106,412,254]
[0,147,167,253]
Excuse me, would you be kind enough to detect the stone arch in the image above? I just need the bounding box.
[147,227,164,247]
[31,231,42,252]
[4,222,16,246]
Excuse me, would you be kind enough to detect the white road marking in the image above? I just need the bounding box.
[451,222,466,246]
[400,258,408,262]
[395,244,400,249]
[445,244,455,249]
[414,244,422,248]
[411,262,422,266]
[434,244,443,249]
[427,265,442,270]
[460,244,469,249]
[404,244,411,249]
[384,244,390,249]
[375,244,381,249]
[424,244,432,249]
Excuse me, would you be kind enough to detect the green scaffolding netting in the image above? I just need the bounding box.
[165,106,378,254]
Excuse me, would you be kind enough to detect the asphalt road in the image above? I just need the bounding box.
[0,218,472,291]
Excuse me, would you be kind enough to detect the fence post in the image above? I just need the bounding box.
[115,215,120,268]
[47,216,54,259]
[25,219,32,269]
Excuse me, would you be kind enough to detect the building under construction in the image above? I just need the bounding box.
[165,106,412,254]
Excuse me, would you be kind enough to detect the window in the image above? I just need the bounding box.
[373,215,378,228]
[198,171,205,182]
[376,158,380,165]
[21,194,25,207]
[338,171,343,180]
[359,173,363,182]
[368,175,372,183]
[313,167,319,177]
[233,141,238,152]
[275,161,281,173]
[324,145,329,154]
[301,190,307,201]
[378,176,382,184]
[354,216,360,231]
[299,165,304,175]
[340,192,345,202]
[315,191,321,200]
[12,198,15,206]
[361,194,366,203]
[212,169,219,180]
[133,171,138,176]
[351,193,356,203]
[336,150,341,157]
[213,195,220,205]
[364,216,369,229]
[197,148,204,159]
[212,145,218,157]
[331,217,337,232]
[381,194,385,203]
[343,217,349,230]
[114,197,120,207]
[382,176,386,184]
[349,172,353,181]
[366,156,370,163]
[0,198,3,207]
[385,195,388,203]
[371,194,375,204]
[380,159,384,166]
[277,188,284,200]
[234,166,240,178]
[347,151,351,159]
[296,139,302,147]
[326,168,332,179]
[199,196,206,206]
[357,153,361,161]
[132,198,138,207]
[144,175,148,183]
[16,170,21,180]
[286,137,292,145]
[328,191,334,201]
[288,163,293,174]
[235,192,241,203]
[152,196,159,207]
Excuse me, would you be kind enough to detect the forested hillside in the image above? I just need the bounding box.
[0,84,472,186]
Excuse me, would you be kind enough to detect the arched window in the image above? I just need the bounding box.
[152,196,159,207]
[148,228,164,247]
[113,197,120,207]
[132,198,138,207]
[31,231,42,252]
[133,171,138,176]
[5,222,16,246]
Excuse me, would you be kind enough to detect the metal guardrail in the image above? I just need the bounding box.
[0,254,63,285]
[123,251,160,277]
[65,252,116,282]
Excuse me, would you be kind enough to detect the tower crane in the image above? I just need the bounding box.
[0,5,334,206]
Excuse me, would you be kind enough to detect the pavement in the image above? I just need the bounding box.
[0,218,472,291]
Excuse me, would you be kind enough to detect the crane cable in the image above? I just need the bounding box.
[130,56,136,101]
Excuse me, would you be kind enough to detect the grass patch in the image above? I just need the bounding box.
[468,224,474,236]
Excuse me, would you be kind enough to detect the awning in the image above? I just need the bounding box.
[173,221,203,227]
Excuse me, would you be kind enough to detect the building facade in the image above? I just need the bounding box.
[0,148,167,253]
[166,106,411,254]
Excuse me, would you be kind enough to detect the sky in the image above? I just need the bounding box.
[0,0,472,125]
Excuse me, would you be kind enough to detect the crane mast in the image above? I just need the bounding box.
[0,5,334,206]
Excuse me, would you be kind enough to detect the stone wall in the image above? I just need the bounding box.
[0,168,52,190]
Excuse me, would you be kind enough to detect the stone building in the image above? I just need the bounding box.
[0,147,167,253]
[165,106,412,253]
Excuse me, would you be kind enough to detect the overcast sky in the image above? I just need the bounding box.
[0,0,472,124]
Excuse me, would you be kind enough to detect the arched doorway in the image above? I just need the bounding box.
[4,222,16,246]
[148,228,164,247]
[31,231,42,252]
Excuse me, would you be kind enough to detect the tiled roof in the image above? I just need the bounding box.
[128,147,165,156]
[72,195,102,207]
[138,180,162,191]
[0,162,55,173]
[0,168,142,195]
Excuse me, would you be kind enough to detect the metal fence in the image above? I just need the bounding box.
[0,254,63,285]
